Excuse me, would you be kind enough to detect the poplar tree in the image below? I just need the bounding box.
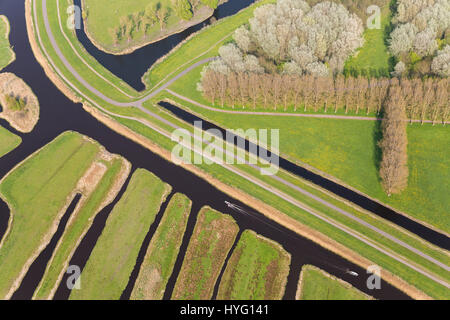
[379,82,409,196]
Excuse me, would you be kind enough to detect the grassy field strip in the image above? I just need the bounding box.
[0,125,21,158]
[0,15,15,70]
[0,131,99,299]
[55,0,138,99]
[217,230,291,300]
[296,265,373,300]
[171,207,239,300]
[131,193,192,300]
[144,0,276,89]
[111,97,450,298]
[69,169,171,300]
[33,156,130,299]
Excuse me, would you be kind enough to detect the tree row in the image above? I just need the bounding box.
[199,70,449,124]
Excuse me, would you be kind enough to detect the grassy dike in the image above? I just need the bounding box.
[171,207,239,300]
[297,265,373,300]
[217,230,291,300]
[131,193,192,300]
[69,169,171,300]
[29,0,450,299]
[0,126,21,158]
[33,157,130,299]
[0,131,99,299]
[0,15,15,70]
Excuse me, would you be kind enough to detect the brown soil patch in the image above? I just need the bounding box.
[172,208,239,300]
[76,161,107,194]
[0,72,39,132]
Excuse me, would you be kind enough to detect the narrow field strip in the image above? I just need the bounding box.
[131,193,192,300]
[0,15,15,70]
[217,230,291,300]
[0,131,99,299]
[0,125,21,158]
[296,265,373,300]
[33,156,130,299]
[171,207,239,300]
[69,169,171,300]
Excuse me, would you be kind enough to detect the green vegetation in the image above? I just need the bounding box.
[3,94,26,112]
[297,265,372,300]
[31,0,450,299]
[83,0,217,54]
[172,207,239,300]
[344,5,393,77]
[131,193,192,300]
[139,95,450,298]
[163,87,450,233]
[69,169,171,300]
[34,0,138,102]
[0,15,15,70]
[0,73,40,133]
[34,157,127,300]
[217,230,291,300]
[0,131,99,299]
[144,0,276,89]
[0,125,21,158]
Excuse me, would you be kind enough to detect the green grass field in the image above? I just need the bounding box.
[69,169,171,300]
[344,5,392,77]
[131,193,192,300]
[171,207,239,300]
[0,125,21,158]
[83,0,215,54]
[161,91,450,234]
[0,15,15,70]
[217,230,291,300]
[297,265,372,300]
[31,0,450,299]
[0,131,99,299]
[143,0,276,89]
[34,157,128,299]
[125,94,450,299]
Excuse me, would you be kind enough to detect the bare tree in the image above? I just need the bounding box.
[379,82,409,196]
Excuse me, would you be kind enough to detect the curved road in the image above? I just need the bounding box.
[35,0,450,289]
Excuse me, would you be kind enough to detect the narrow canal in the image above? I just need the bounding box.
[0,0,410,300]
